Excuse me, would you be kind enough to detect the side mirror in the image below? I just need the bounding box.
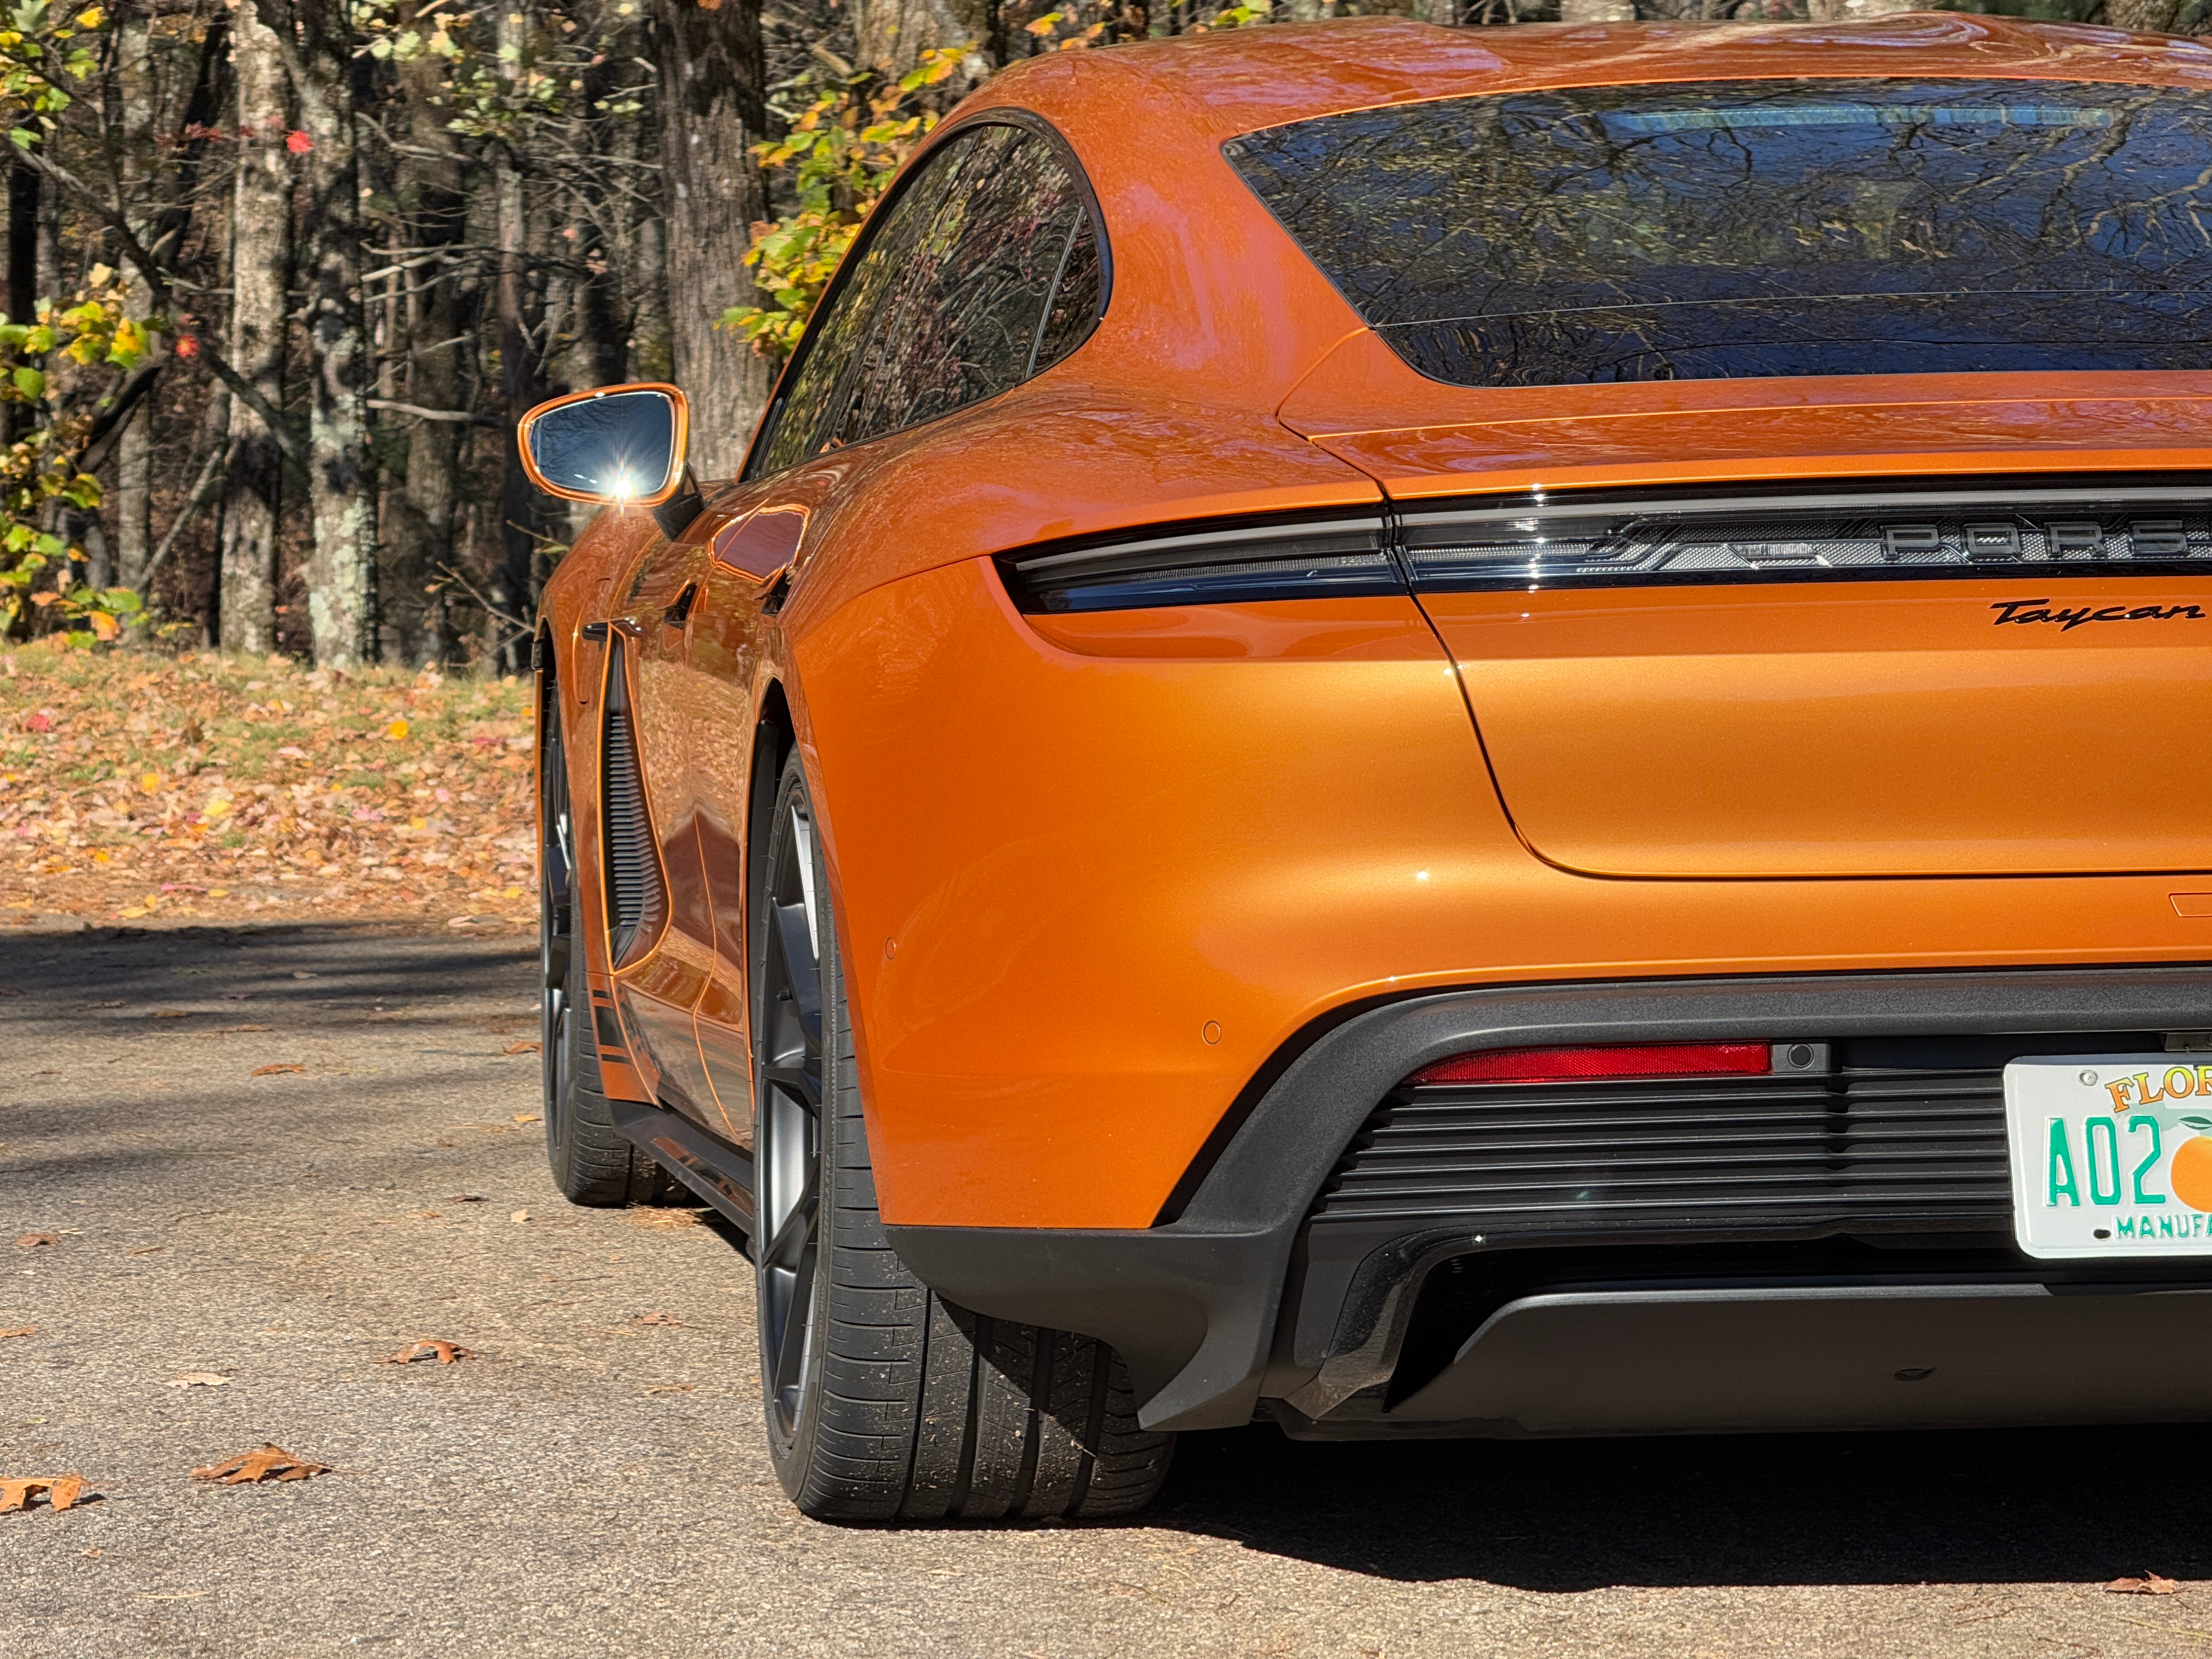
[518,383,690,507]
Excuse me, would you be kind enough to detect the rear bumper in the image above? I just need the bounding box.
[1294,1280,2212,1438]
[885,962,2212,1433]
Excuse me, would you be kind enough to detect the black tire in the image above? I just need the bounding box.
[540,657,682,1207]
[751,751,1174,1522]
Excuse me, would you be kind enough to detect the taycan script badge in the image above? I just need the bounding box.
[1990,599,2209,631]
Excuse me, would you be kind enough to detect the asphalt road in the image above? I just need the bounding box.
[5,923,2211,1658]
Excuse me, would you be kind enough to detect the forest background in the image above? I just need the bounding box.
[0,0,2204,672]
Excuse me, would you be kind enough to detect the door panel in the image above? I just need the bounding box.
[684,476,839,1146]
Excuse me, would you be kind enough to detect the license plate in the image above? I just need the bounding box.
[2006,1054,2212,1258]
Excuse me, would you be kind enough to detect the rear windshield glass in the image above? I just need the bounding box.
[1224,79,2212,388]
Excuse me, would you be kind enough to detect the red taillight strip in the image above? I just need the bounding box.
[1409,1042,1772,1088]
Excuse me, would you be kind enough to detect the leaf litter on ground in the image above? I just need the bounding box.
[167,1372,229,1388]
[1,646,538,929]
[191,1445,330,1485]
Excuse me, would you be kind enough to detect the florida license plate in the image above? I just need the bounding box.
[2006,1054,2212,1259]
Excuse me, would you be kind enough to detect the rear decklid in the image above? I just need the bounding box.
[1391,477,2212,878]
[1242,68,2212,878]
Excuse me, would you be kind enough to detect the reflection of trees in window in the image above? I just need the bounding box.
[751,123,1104,474]
[1229,80,2212,386]
[836,126,1096,444]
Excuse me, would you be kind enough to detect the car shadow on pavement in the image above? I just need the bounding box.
[1152,1420,2212,1590]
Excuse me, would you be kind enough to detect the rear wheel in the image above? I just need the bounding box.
[752,751,1174,1521]
[540,660,681,1206]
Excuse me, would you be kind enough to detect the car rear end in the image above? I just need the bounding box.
[866,26,2212,1438]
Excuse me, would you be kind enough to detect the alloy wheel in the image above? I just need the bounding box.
[755,790,823,1440]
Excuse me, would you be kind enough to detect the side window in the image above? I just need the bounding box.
[748,131,979,478]
[747,121,1105,478]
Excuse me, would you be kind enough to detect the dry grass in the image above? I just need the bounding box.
[1,643,538,932]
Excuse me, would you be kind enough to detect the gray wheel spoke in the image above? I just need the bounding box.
[770,900,821,1036]
[761,1062,818,1107]
[760,1173,817,1273]
[756,775,826,1446]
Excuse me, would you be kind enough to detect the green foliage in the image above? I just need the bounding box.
[0,0,100,153]
[716,49,966,360]
[0,267,155,642]
[0,0,154,647]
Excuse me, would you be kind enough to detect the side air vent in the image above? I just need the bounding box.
[1000,512,1396,613]
[600,637,665,967]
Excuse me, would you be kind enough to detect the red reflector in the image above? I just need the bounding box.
[1410,1042,1771,1087]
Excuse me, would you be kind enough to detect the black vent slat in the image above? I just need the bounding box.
[601,638,665,966]
[1311,1064,2013,1230]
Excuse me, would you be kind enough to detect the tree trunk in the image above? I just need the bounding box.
[2102,0,2186,22]
[220,5,291,654]
[378,31,472,667]
[112,3,158,588]
[268,0,380,667]
[652,0,774,478]
[4,159,35,453]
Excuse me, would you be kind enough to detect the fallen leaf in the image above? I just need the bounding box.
[444,1194,484,1204]
[500,1040,540,1056]
[510,1209,529,1224]
[167,1372,229,1389]
[153,1009,190,1020]
[410,1209,442,1221]
[2106,1574,2183,1596]
[0,1472,89,1514]
[628,1209,703,1231]
[250,1063,306,1077]
[127,1245,165,1256]
[381,1339,475,1365]
[0,1327,35,1340]
[633,1312,688,1328]
[644,1383,697,1395]
[134,1590,212,1601]
[13,1234,57,1250]
[190,1444,329,1485]
[511,1113,541,1124]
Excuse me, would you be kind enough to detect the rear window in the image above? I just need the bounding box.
[1224,79,2212,388]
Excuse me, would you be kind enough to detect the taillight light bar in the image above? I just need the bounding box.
[1410,1042,1773,1087]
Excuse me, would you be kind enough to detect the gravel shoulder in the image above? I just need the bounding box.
[4,925,2209,1657]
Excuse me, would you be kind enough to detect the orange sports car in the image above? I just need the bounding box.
[523,13,2212,1522]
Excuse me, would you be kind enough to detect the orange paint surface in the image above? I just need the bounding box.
[533,16,2212,1226]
